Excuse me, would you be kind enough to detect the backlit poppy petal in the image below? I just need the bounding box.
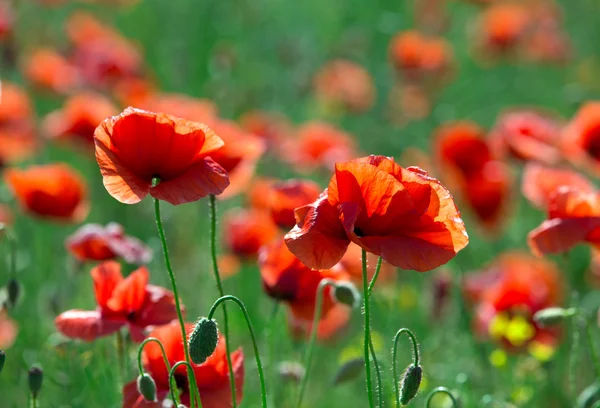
[107,266,149,314]
[528,217,600,256]
[90,260,124,308]
[266,179,323,229]
[522,163,593,209]
[54,310,123,341]
[133,285,179,328]
[223,208,279,258]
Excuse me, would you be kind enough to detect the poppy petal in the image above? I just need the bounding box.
[133,285,180,328]
[91,261,123,308]
[149,157,230,205]
[528,217,600,256]
[107,266,149,314]
[54,310,123,341]
[521,163,593,209]
[193,349,245,408]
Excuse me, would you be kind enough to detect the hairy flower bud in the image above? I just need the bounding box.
[533,307,577,327]
[137,373,157,402]
[188,317,219,365]
[400,364,422,405]
[28,366,43,398]
[0,350,5,374]
[332,282,361,308]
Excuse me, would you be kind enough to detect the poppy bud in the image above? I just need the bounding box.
[6,278,20,309]
[188,317,219,365]
[332,357,365,385]
[0,350,5,374]
[278,361,305,384]
[136,373,157,402]
[399,364,422,405]
[332,282,361,308]
[28,366,43,398]
[533,307,577,327]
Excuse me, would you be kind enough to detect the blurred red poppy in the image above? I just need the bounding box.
[339,242,396,286]
[4,163,89,222]
[222,208,278,258]
[66,222,152,264]
[313,59,375,113]
[435,121,491,176]
[259,239,351,340]
[55,261,179,342]
[94,107,229,205]
[0,309,17,349]
[474,3,530,58]
[0,82,37,165]
[521,163,592,210]
[285,155,468,272]
[239,110,291,148]
[205,119,265,198]
[489,109,563,164]
[529,186,600,256]
[467,253,562,354]
[246,177,276,210]
[141,93,218,124]
[122,321,244,408]
[43,93,118,146]
[0,3,13,40]
[562,102,600,175]
[112,77,156,108]
[266,179,321,229]
[24,48,81,94]
[283,121,355,172]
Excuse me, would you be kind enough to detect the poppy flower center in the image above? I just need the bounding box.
[353,227,364,237]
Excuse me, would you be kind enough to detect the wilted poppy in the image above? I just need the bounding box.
[467,252,562,355]
[4,163,89,222]
[266,179,321,229]
[0,82,36,165]
[521,163,592,210]
[122,321,244,408]
[562,102,600,175]
[312,59,375,113]
[205,119,265,198]
[285,155,469,272]
[528,186,600,256]
[489,109,563,164]
[24,48,81,94]
[222,208,278,258]
[55,261,179,342]
[259,239,351,340]
[66,222,152,264]
[339,242,396,286]
[283,121,355,172]
[94,107,230,205]
[43,93,118,146]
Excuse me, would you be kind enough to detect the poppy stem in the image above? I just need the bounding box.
[208,194,237,408]
[153,196,201,408]
[208,295,268,408]
[30,396,37,408]
[361,249,376,408]
[392,328,420,407]
[367,257,383,297]
[169,361,202,406]
[295,278,335,408]
[582,313,600,380]
[425,387,459,408]
[2,226,17,279]
[116,329,126,381]
[369,336,384,408]
[137,337,171,376]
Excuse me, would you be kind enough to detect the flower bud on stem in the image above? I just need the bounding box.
[169,361,201,406]
[392,328,421,406]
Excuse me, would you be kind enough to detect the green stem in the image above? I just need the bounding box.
[267,302,280,408]
[208,194,236,408]
[426,387,459,408]
[208,295,268,408]
[583,315,600,380]
[5,227,16,278]
[137,337,171,375]
[369,336,383,408]
[295,278,336,408]
[169,361,202,406]
[392,328,420,407]
[362,249,375,408]
[154,196,200,408]
[367,257,383,297]
[116,330,126,381]
[30,396,37,408]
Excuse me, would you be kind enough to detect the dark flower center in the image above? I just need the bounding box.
[353,227,364,237]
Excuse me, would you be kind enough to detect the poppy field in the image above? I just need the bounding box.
[2,0,600,407]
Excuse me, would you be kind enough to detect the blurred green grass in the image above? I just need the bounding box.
[2,0,600,406]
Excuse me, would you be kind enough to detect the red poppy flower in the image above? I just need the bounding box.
[388,31,454,83]
[122,321,244,408]
[259,239,351,340]
[521,163,592,210]
[24,48,81,94]
[0,309,17,349]
[245,177,276,210]
[55,261,179,342]
[0,82,36,165]
[141,93,218,124]
[222,208,278,258]
[112,78,156,108]
[285,155,469,272]
[435,121,491,176]
[467,252,562,353]
[43,93,118,146]
[562,102,600,174]
[489,109,563,164]
[204,119,265,198]
[66,222,152,264]
[528,186,600,256]
[4,163,89,222]
[474,3,531,57]
[283,121,355,172]
[312,59,375,113]
[266,179,321,229]
[339,242,396,286]
[94,107,230,205]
